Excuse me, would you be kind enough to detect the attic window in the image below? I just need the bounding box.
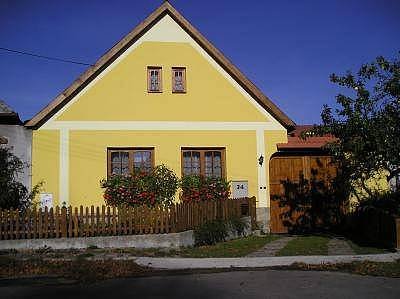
[147,67,162,92]
[172,67,186,93]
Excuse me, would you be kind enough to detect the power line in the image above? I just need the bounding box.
[0,47,94,66]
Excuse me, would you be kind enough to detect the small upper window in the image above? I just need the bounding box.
[172,67,186,93]
[147,67,162,92]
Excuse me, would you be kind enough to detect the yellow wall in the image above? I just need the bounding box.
[31,130,60,205]
[56,42,269,122]
[265,130,288,207]
[68,130,258,207]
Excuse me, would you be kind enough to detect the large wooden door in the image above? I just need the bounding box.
[269,155,336,233]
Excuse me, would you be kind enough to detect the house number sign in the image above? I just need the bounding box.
[232,181,248,198]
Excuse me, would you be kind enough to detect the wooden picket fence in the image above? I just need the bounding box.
[0,197,256,240]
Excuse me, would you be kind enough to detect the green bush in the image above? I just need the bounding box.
[194,219,228,246]
[0,147,43,210]
[180,175,230,202]
[229,216,249,236]
[356,191,400,215]
[194,217,249,246]
[100,164,179,207]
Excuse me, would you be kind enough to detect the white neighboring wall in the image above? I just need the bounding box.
[0,124,32,190]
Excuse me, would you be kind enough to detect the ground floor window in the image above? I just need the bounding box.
[181,148,225,178]
[107,148,154,177]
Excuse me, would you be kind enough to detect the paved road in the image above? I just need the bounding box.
[1,270,399,299]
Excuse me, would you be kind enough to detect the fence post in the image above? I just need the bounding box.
[79,206,84,237]
[38,208,43,239]
[74,207,79,238]
[396,218,400,249]
[60,207,67,238]
[68,206,73,238]
[96,206,100,236]
[112,207,117,235]
[15,209,20,240]
[101,206,106,236]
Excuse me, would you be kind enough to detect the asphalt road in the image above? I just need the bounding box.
[1,270,400,299]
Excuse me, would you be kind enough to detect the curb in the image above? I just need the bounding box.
[135,253,400,269]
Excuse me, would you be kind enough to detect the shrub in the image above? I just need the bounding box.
[194,217,249,246]
[229,216,249,236]
[356,191,400,215]
[0,147,43,210]
[180,175,230,202]
[194,219,228,246]
[100,164,179,207]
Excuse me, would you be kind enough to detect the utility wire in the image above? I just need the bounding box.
[0,47,94,66]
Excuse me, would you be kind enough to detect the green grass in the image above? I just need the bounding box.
[346,240,390,255]
[80,235,280,258]
[179,235,280,258]
[276,236,330,256]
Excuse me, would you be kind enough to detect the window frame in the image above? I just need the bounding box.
[181,147,226,178]
[172,67,186,93]
[107,147,155,178]
[147,66,162,93]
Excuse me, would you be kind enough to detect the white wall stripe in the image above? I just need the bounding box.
[43,121,284,131]
[256,129,267,208]
[59,129,69,206]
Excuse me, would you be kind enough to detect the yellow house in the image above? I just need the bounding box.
[26,2,295,229]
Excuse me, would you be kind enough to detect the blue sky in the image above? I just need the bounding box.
[0,0,399,124]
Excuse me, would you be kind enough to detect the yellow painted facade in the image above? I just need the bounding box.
[31,130,60,203]
[67,131,260,207]
[31,13,289,209]
[56,42,269,123]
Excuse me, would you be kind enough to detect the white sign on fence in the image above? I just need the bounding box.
[40,193,53,209]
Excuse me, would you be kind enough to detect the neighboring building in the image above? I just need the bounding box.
[0,100,32,189]
[25,2,296,228]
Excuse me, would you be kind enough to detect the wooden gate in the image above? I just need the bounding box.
[269,155,336,233]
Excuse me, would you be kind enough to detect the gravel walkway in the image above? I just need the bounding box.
[328,238,355,255]
[246,236,297,257]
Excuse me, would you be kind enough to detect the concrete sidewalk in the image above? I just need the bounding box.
[135,252,400,269]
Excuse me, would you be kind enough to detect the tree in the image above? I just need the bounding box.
[0,147,41,209]
[312,53,400,197]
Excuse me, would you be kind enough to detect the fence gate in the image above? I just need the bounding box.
[269,155,336,233]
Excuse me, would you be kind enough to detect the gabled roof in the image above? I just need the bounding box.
[0,100,15,114]
[25,1,295,129]
[0,100,22,125]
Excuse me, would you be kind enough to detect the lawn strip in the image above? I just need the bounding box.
[178,235,280,258]
[276,236,330,256]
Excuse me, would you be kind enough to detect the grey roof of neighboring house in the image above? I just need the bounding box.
[0,100,15,114]
[0,136,8,144]
[0,99,22,125]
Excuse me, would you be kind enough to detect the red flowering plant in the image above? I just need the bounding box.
[100,165,179,207]
[180,175,231,202]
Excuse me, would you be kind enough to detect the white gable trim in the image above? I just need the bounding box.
[41,15,284,130]
[42,121,284,131]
